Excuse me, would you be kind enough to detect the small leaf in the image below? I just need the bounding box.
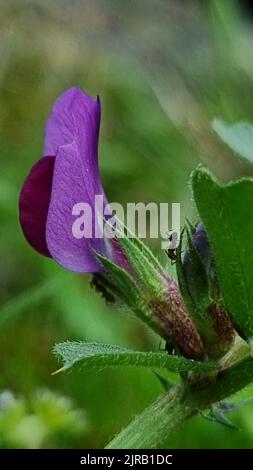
[53,341,218,374]
[202,397,253,429]
[192,167,253,338]
[213,119,253,165]
[201,407,238,430]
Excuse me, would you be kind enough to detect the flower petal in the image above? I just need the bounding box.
[191,223,213,272]
[21,87,126,273]
[46,142,107,272]
[19,156,55,257]
[44,87,100,167]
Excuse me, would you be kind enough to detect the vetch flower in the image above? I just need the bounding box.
[19,87,125,273]
[19,87,205,361]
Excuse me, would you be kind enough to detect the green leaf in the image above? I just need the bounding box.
[213,119,253,165]
[192,167,253,338]
[53,341,218,374]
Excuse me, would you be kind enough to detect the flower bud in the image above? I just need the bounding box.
[179,223,235,359]
[96,228,204,360]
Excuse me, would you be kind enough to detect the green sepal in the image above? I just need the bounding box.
[217,398,253,412]
[176,228,196,314]
[94,251,171,340]
[201,407,238,430]
[184,226,212,314]
[104,217,166,297]
[94,251,143,309]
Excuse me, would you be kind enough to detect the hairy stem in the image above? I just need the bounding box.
[106,355,253,449]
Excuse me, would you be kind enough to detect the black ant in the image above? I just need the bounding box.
[165,231,178,264]
[159,340,175,355]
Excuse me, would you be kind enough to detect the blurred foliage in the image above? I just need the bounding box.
[1,0,253,448]
[0,389,87,448]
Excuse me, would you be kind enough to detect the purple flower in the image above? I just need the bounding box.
[19,87,206,360]
[19,87,125,273]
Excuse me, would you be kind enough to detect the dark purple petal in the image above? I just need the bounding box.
[19,156,55,257]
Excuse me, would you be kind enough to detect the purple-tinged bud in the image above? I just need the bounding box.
[96,230,205,361]
[180,223,235,359]
[183,223,214,294]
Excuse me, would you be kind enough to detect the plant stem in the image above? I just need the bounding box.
[106,356,253,449]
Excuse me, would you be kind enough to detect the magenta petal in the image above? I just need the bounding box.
[46,142,107,273]
[19,156,55,257]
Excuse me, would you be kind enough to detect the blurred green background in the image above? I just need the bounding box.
[1,0,253,448]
